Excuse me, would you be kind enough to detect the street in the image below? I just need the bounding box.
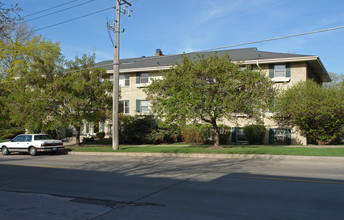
[0,153,344,219]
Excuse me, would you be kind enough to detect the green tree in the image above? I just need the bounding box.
[53,54,112,145]
[5,35,64,133]
[273,80,344,144]
[0,23,34,80]
[145,53,275,146]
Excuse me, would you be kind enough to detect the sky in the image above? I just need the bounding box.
[4,0,344,74]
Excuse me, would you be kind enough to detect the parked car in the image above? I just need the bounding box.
[1,134,64,156]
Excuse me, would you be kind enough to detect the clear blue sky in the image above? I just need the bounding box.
[5,0,344,73]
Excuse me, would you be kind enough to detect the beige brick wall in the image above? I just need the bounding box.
[95,62,311,145]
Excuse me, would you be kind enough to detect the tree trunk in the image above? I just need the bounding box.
[212,120,220,147]
[76,126,81,146]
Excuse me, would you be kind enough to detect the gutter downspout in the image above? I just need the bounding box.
[256,60,261,69]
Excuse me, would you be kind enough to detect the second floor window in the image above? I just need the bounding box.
[269,63,291,79]
[119,74,130,86]
[136,73,149,84]
[274,65,286,77]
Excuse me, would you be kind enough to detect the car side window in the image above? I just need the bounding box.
[13,135,24,142]
[23,135,32,142]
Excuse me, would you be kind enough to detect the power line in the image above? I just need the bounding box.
[21,0,95,23]
[31,7,114,33]
[22,0,79,18]
[5,24,344,78]
[118,24,344,66]
[199,25,344,52]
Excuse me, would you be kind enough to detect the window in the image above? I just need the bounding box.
[119,74,130,86]
[119,100,130,114]
[109,75,129,86]
[136,100,149,113]
[93,123,99,133]
[13,135,24,142]
[274,65,286,77]
[23,135,32,142]
[269,128,291,145]
[34,135,52,140]
[269,63,291,79]
[136,73,149,84]
[231,127,248,143]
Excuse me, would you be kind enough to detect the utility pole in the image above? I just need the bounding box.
[112,0,131,150]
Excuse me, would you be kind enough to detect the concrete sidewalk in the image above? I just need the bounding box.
[67,151,344,161]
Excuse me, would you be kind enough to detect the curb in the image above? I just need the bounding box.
[66,151,344,161]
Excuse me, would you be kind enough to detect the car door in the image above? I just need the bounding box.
[8,135,24,149]
[21,135,32,150]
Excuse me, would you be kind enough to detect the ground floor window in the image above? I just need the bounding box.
[119,100,130,114]
[136,100,149,113]
[232,127,248,143]
[94,123,99,134]
[269,128,291,145]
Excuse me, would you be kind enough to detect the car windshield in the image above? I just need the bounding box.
[34,135,53,140]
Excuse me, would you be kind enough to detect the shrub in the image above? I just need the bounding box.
[218,124,231,145]
[243,124,266,144]
[120,115,158,144]
[148,123,182,144]
[82,137,94,143]
[181,123,231,145]
[65,129,74,138]
[181,124,204,143]
[96,132,105,139]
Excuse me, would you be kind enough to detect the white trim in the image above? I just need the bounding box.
[243,56,320,65]
[271,77,291,82]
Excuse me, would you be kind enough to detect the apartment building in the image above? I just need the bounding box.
[84,48,330,145]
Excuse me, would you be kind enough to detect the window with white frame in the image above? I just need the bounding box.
[269,63,291,80]
[274,64,286,77]
[119,74,130,86]
[119,100,130,114]
[136,73,149,84]
[136,100,149,113]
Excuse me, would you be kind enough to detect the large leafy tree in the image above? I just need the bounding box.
[145,53,275,146]
[5,35,64,134]
[0,23,34,80]
[273,80,344,144]
[53,54,112,145]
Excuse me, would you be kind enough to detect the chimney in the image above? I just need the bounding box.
[155,49,163,56]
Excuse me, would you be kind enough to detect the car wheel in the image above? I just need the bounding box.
[1,146,10,155]
[29,147,37,156]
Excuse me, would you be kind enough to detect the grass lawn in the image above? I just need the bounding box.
[66,144,344,157]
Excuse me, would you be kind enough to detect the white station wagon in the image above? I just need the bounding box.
[1,134,64,156]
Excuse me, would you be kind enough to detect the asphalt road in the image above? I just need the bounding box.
[0,153,344,220]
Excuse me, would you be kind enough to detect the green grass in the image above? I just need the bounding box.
[66,145,344,157]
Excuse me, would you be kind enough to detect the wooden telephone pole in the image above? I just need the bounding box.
[112,0,131,150]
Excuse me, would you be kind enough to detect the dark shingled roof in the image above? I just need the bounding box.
[96,47,330,82]
[96,47,312,71]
